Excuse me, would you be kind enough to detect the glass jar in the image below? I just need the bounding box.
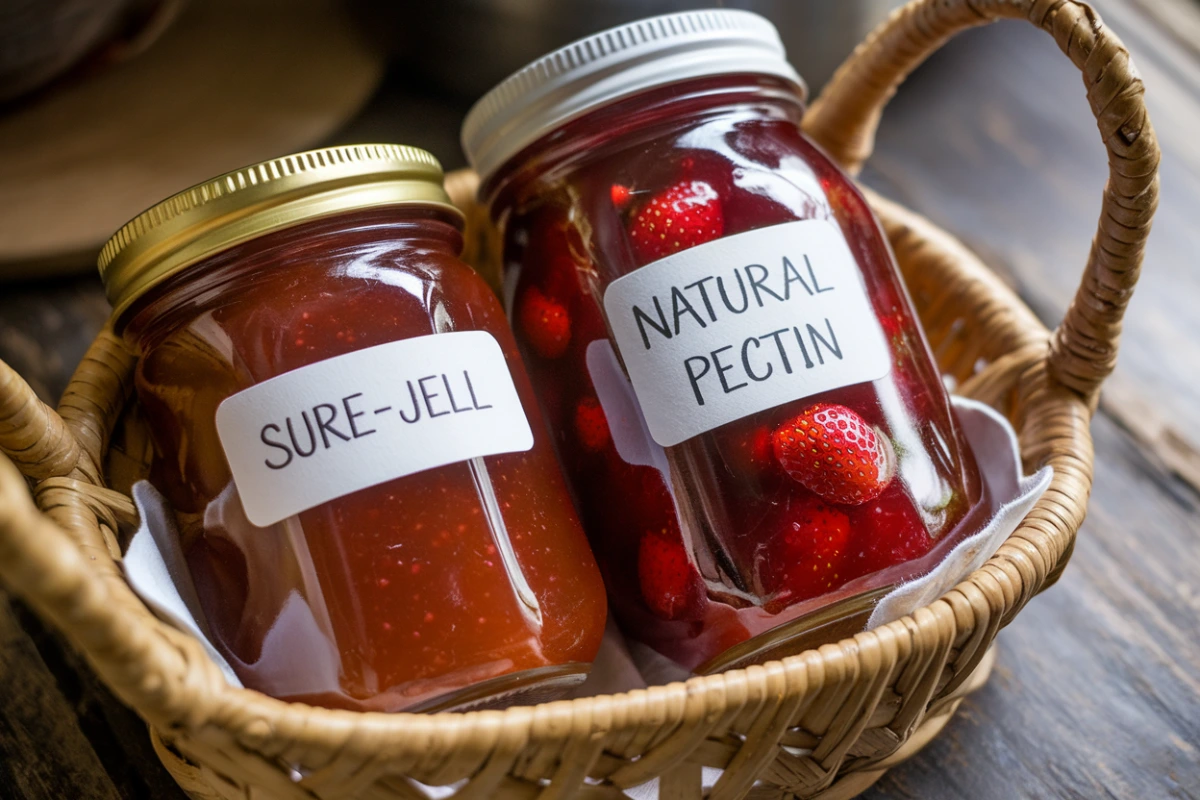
[462,12,987,672]
[99,145,607,711]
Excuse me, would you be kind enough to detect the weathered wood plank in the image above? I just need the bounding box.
[0,591,122,800]
[8,598,192,800]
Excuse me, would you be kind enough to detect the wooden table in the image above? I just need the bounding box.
[1,2,1197,797]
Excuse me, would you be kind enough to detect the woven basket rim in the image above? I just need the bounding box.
[82,196,1072,738]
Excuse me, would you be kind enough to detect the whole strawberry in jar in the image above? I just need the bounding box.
[463,11,987,672]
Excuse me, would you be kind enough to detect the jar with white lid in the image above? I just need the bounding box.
[462,11,987,672]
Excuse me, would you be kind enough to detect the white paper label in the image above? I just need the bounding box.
[215,331,533,527]
[603,219,891,447]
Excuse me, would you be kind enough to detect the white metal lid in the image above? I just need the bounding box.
[460,9,805,186]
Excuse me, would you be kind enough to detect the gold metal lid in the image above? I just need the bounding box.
[98,144,461,322]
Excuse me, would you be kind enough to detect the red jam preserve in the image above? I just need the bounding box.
[98,145,607,710]
[463,12,986,671]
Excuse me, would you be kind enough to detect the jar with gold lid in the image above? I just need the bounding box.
[100,144,607,712]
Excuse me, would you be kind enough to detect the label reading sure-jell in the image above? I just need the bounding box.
[215,330,533,527]
[603,219,891,448]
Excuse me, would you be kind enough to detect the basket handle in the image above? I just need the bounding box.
[0,359,82,480]
[0,335,210,729]
[0,325,134,485]
[803,0,1159,405]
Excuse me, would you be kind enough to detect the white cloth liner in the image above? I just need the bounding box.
[867,399,1051,629]
[121,396,1050,796]
[125,485,243,687]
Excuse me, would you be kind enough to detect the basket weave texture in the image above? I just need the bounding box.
[0,1,1158,798]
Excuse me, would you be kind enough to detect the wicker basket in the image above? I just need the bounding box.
[0,1,1157,797]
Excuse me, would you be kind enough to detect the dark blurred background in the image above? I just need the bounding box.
[0,0,906,283]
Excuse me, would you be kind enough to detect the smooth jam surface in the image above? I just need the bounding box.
[124,211,607,710]
[486,77,987,670]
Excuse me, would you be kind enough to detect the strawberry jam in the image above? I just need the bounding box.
[463,12,987,671]
[100,146,607,710]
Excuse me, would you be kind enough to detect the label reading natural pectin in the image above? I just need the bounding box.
[215,330,533,528]
[603,219,891,448]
